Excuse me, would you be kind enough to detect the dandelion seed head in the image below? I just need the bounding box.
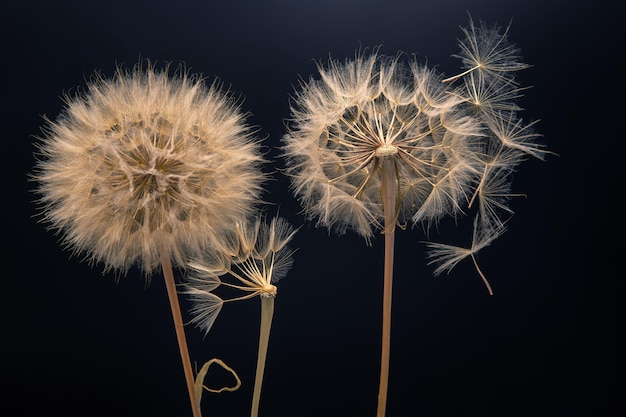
[283,51,482,238]
[185,216,296,335]
[34,61,265,275]
[284,19,546,285]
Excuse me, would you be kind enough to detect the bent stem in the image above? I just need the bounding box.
[251,294,275,417]
[194,358,242,406]
[377,159,397,417]
[160,253,202,417]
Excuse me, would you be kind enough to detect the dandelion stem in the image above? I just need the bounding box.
[377,158,397,417]
[251,295,275,417]
[160,253,202,417]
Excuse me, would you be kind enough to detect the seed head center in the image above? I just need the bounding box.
[260,284,278,297]
[375,143,398,158]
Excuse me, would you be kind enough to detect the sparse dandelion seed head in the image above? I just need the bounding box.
[33,60,266,276]
[184,216,296,335]
[284,19,545,285]
[282,50,483,238]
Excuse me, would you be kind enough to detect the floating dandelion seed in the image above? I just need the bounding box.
[425,216,508,295]
[282,19,546,417]
[33,60,266,417]
[185,215,297,417]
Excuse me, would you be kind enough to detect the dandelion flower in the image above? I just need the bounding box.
[33,60,266,417]
[282,19,545,417]
[185,215,297,417]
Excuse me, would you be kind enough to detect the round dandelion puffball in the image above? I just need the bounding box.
[35,62,265,275]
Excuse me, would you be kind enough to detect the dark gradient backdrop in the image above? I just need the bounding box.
[2,1,621,417]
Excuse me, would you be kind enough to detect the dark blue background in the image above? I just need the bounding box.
[2,1,621,416]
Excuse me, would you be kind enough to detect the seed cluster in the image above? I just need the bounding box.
[35,65,265,274]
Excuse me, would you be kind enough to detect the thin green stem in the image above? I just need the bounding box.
[160,253,202,417]
[251,295,275,417]
[377,158,397,417]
